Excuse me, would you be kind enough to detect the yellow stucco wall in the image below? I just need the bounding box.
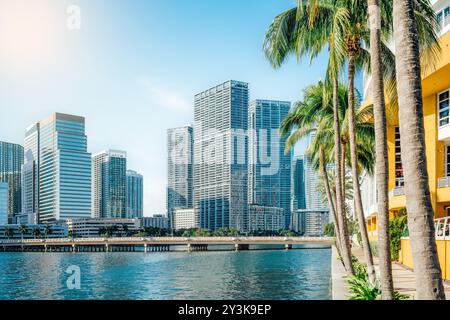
[400,238,450,281]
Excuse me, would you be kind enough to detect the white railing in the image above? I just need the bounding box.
[389,186,405,197]
[435,216,450,239]
[438,177,450,188]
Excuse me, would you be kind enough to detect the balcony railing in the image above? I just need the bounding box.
[438,177,450,188]
[435,216,450,239]
[389,186,405,197]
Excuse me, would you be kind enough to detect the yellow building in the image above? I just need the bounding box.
[363,2,450,279]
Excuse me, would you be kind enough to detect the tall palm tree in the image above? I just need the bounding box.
[4,227,13,239]
[32,227,41,239]
[44,224,52,239]
[367,0,394,300]
[18,224,27,242]
[392,0,445,300]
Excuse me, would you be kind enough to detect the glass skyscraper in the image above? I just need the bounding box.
[92,150,127,219]
[35,113,91,222]
[194,80,248,231]
[167,126,193,229]
[292,156,306,211]
[0,182,8,225]
[22,123,40,223]
[248,100,292,229]
[126,169,143,219]
[0,141,24,220]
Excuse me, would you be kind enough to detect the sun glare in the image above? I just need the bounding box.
[0,0,63,72]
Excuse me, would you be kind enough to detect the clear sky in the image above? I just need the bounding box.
[0,0,360,216]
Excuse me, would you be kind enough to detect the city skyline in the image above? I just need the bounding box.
[0,0,341,216]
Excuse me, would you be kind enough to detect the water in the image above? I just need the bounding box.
[0,246,331,300]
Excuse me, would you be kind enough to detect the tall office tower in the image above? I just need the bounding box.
[126,170,143,219]
[194,80,249,232]
[22,123,40,223]
[292,156,306,211]
[0,183,8,225]
[36,113,91,222]
[248,100,292,229]
[167,126,193,229]
[0,141,24,221]
[92,150,127,219]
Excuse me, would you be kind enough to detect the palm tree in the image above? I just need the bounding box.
[32,227,41,239]
[43,224,52,239]
[18,224,27,241]
[392,0,445,300]
[4,227,13,239]
[367,0,394,300]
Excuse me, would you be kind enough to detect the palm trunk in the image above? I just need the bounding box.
[347,51,376,284]
[368,0,394,299]
[320,146,342,252]
[393,0,445,300]
[332,77,354,275]
[341,141,346,211]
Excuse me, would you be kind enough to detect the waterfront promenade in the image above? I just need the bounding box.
[332,245,450,299]
[0,236,333,253]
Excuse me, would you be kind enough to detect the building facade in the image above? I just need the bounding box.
[248,100,291,229]
[0,182,8,225]
[194,80,249,232]
[0,141,24,221]
[173,208,196,230]
[140,215,169,229]
[0,223,68,239]
[92,150,127,219]
[292,156,306,211]
[27,113,92,223]
[66,218,139,238]
[126,170,143,219]
[248,205,284,233]
[22,123,40,224]
[360,0,450,280]
[167,126,193,229]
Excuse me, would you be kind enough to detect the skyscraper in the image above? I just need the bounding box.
[0,141,24,221]
[304,154,328,210]
[126,169,143,219]
[194,80,249,231]
[0,183,8,225]
[22,123,40,223]
[92,150,127,219]
[292,156,306,211]
[36,113,91,222]
[248,99,292,229]
[167,126,193,229]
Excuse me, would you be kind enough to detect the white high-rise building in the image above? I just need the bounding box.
[23,113,91,223]
[167,126,193,229]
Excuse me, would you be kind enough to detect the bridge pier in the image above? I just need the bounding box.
[234,244,249,251]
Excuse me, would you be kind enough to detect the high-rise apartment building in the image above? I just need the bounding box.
[248,99,291,229]
[194,80,249,231]
[292,156,306,211]
[167,126,193,229]
[22,123,40,223]
[126,169,143,219]
[92,150,127,219]
[0,182,8,225]
[36,113,91,222]
[0,141,24,221]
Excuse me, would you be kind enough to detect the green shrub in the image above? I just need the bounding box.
[389,215,408,261]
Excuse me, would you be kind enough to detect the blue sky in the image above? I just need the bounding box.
[0,0,360,216]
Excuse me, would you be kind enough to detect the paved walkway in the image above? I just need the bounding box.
[331,246,349,300]
[352,245,450,299]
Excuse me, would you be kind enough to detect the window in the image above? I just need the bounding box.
[395,127,404,187]
[446,145,450,177]
[439,90,450,127]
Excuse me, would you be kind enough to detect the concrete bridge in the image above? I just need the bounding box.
[0,236,333,253]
